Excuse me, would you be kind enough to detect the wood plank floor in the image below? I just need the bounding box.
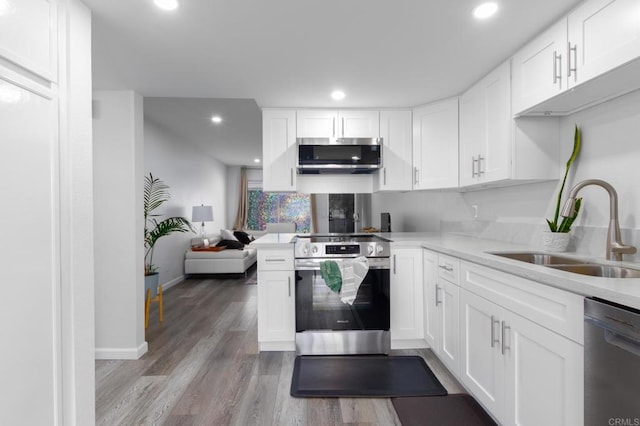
[96,266,465,425]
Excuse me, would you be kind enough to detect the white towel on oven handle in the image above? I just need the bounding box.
[340,256,369,305]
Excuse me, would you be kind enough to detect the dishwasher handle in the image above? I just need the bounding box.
[604,329,640,357]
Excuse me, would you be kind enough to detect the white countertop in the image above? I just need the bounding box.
[253,231,640,310]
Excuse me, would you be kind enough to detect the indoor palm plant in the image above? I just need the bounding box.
[543,125,582,251]
[144,173,194,281]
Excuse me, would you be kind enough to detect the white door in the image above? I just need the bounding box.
[439,280,460,377]
[390,248,424,342]
[459,83,484,186]
[412,98,459,190]
[504,311,584,426]
[257,271,295,343]
[481,61,512,184]
[339,110,379,138]
[512,19,568,114]
[422,250,440,351]
[296,109,338,138]
[568,0,640,88]
[262,109,296,191]
[1,72,60,425]
[460,289,505,423]
[378,110,413,191]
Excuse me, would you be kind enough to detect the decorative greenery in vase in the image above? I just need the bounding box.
[144,173,194,275]
[546,125,582,233]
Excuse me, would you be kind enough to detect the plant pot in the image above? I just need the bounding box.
[144,273,160,297]
[542,231,571,253]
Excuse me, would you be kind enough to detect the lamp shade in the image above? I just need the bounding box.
[192,205,213,222]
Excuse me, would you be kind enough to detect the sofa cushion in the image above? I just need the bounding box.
[186,248,256,260]
[233,230,252,245]
[220,229,239,241]
[191,233,221,248]
[216,239,244,250]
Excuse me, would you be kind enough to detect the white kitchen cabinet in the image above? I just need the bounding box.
[262,109,297,192]
[412,98,459,190]
[438,268,460,376]
[0,0,58,82]
[459,261,584,425]
[257,248,295,350]
[296,109,379,138]
[459,60,560,189]
[375,110,413,191]
[512,20,567,115]
[422,250,439,350]
[390,247,424,347]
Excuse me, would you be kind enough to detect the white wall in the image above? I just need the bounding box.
[144,119,228,286]
[372,90,640,259]
[93,90,146,359]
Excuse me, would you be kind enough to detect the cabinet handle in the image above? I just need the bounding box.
[383,168,387,185]
[290,168,294,186]
[288,276,291,297]
[393,254,397,274]
[501,321,511,355]
[471,156,478,178]
[438,264,453,272]
[477,155,485,175]
[567,42,577,81]
[414,167,419,184]
[266,258,286,262]
[435,285,441,306]
[491,316,500,348]
[552,51,562,85]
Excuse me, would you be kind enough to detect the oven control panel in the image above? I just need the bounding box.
[325,244,360,255]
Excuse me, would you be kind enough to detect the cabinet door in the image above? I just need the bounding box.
[296,109,338,138]
[568,0,640,88]
[460,289,505,422]
[0,0,57,82]
[504,311,584,426]
[1,72,59,425]
[512,19,567,115]
[339,110,379,138]
[262,109,296,191]
[378,110,413,191]
[423,250,440,351]
[439,280,460,377]
[390,248,424,342]
[257,271,295,343]
[412,98,459,190]
[459,84,484,187]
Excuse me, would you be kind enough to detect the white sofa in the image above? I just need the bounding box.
[184,233,261,275]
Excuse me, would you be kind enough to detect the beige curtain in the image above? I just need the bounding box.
[310,194,318,233]
[233,168,248,230]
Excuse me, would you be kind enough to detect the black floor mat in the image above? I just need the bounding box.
[290,355,448,398]
[392,394,498,426]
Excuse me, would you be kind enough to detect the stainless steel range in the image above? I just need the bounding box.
[293,234,391,355]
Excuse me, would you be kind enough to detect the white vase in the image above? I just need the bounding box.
[542,231,571,252]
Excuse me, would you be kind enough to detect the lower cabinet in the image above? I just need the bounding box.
[390,247,424,347]
[460,287,583,426]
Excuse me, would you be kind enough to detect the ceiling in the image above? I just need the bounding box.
[85,0,581,166]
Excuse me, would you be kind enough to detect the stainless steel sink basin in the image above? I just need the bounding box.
[489,251,640,278]
[489,252,591,265]
[547,264,640,278]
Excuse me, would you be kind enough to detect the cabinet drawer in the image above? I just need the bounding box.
[258,248,294,271]
[437,254,460,284]
[461,261,583,344]
[0,0,58,82]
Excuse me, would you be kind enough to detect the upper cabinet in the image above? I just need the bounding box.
[375,110,413,191]
[513,0,640,116]
[460,61,560,188]
[0,0,58,83]
[296,109,379,138]
[262,109,297,192]
[413,98,459,190]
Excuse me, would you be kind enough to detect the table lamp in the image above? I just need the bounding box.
[192,204,213,238]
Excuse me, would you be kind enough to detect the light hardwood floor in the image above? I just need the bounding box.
[96,267,464,425]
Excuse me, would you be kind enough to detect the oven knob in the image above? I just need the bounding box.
[376,245,384,255]
[368,245,375,255]
[302,243,310,255]
[312,245,318,254]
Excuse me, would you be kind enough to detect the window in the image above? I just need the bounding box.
[247,189,311,232]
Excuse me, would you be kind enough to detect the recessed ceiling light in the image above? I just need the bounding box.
[254,158,261,163]
[331,90,346,101]
[473,2,498,19]
[211,115,222,124]
[154,0,179,11]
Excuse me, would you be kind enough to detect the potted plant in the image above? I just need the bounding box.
[543,125,582,252]
[144,173,194,293]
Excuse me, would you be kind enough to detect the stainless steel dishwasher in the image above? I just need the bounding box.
[584,298,640,426]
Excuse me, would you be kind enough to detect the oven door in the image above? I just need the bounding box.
[294,257,390,332]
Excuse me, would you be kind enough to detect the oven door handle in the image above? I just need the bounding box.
[294,258,391,270]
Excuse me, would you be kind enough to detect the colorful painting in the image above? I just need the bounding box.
[247,190,311,232]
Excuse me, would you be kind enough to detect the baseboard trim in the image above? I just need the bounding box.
[259,341,296,351]
[162,275,184,291]
[95,341,148,360]
[391,339,429,350]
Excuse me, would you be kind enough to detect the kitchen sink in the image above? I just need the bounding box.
[547,264,640,278]
[489,252,591,265]
[489,251,640,278]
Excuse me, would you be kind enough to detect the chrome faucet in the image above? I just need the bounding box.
[561,179,636,261]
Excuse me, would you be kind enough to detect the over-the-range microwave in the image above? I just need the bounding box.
[296,137,382,174]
